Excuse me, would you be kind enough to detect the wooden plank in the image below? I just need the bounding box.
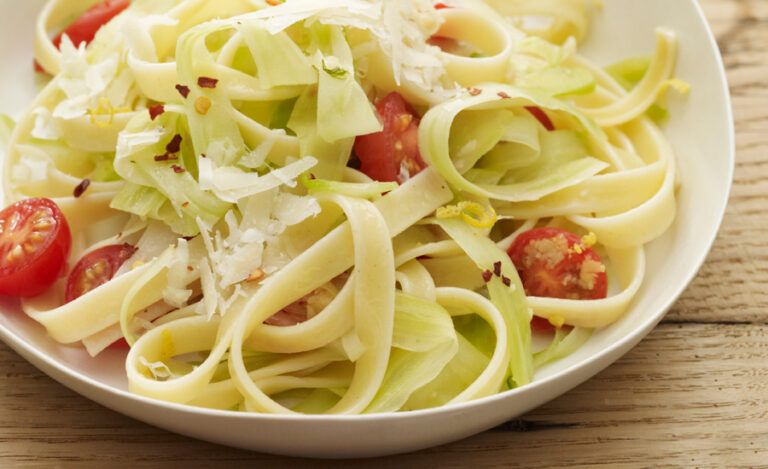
[665,0,768,325]
[0,324,765,467]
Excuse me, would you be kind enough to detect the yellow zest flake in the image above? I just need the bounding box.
[159,330,176,361]
[659,78,691,97]
[436,201,498,229]
[87,97,131,128]
[548,315,566,328]
[195,96,212,115]
[246,268,265,283]
[581,231,597,248]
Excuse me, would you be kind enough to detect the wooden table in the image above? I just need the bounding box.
[1,0,765,466]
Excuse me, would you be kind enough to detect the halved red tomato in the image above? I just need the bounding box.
[35,0,130,73]
[508,227,608,300]
[65,244,136,302]
[0,198,72,298]
[353,92,427,184]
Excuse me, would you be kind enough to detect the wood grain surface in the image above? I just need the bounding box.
[1,0,766,467]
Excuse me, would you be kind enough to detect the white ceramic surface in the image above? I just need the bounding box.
[0,0,733,458]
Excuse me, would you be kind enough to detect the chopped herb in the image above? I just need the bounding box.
[175,84,191,99]
[73,179,91,198]
[148,104,165,120]
[323,65,348,78]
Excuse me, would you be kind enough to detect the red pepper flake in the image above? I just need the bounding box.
[468,88,482,96]
[181,201,190,208]
[502,276,512,287]
[175,84,191,99]
[266,0,281,5]
[148,104,165,121]
[493,261,502,277]
[197,76,219,89]
[73,178,91,198]
[309,173,316,180]
[434,2,451,9]
[153,153,178,162]
[482,270,493,283]
[166,134,183,154]
[524,106,556,132]
[186,265,194,272]
[497,91,511,99]
[171,164,185,174]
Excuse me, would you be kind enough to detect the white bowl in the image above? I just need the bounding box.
[0,0,733,458]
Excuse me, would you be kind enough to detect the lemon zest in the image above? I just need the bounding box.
[87,97,131,128]
[548,315,566,328]
[436,201,497,229]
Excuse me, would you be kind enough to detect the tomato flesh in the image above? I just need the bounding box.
[0,199,71,298]
[65,244,136,302]
[53,0,130,48]
[508,227,608,301]
[354,92,427,184]
[35,0,130,73]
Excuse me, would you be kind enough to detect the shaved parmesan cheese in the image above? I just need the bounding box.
[241,0,445,93]
[139,356,174,380]
[163,238,194,307]
[199,155,318,203]
[273,192,321,226]
[31,108,60,140]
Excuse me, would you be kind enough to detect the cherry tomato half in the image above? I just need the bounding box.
[53,0,130,49]
[265,302,308,327]
[35,0,130,73]
[65,244,136,302]
[353,92,427,184]
[0,198,72,297]
[508,227,608,301]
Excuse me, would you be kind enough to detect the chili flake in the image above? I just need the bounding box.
[195,96,212,115]
[501,276,512,287]
[154,153,178,162]
[482,270,493,283]
[171,164,185,174]
[493,261,502,277]
[197,76,219,89]
[468,88,482,96]
[73,179,91,198]
[148,104,165,121]
[497,91,511,99]
[175,84,191,99]
[166,134,183,154]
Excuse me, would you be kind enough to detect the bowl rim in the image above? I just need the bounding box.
[0,0,735,425]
